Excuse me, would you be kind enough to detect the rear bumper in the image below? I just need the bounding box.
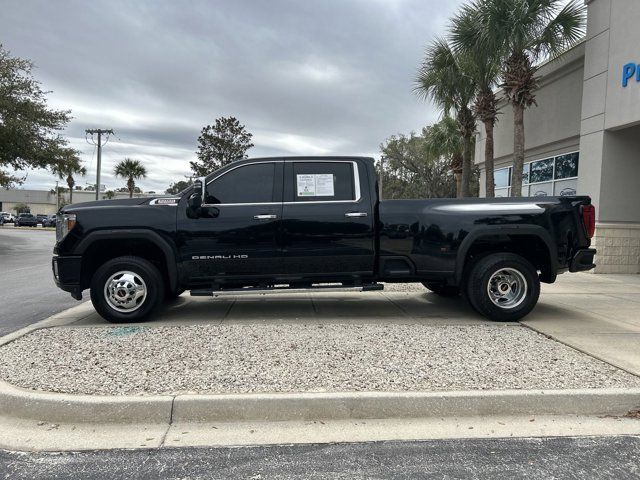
[52,255,83,300]
[569,248,596,272]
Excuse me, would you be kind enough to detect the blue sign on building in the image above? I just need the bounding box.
[622,63,640,87]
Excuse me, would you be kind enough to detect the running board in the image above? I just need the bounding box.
[190,283,384,297]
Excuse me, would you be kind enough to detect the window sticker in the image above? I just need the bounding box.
[314,174,335,196]
[297,174,316,196]
[296,174,335,197]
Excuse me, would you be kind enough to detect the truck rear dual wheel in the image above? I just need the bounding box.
[465,253,540,322]
[90,256,164,323]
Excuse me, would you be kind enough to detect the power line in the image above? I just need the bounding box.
[85,129,114,200]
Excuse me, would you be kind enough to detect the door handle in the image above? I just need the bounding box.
[253,214,277,220]
[345,212,368,217]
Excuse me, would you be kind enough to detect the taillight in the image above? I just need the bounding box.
[581,204,595,239]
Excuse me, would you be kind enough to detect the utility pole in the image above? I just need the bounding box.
[85,129,114,201]
[379,156,384,200]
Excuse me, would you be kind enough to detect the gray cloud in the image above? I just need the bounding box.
[2,0,465,192]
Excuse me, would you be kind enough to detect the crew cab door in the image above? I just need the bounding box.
[177,161,283,281]
[280,160,375,278]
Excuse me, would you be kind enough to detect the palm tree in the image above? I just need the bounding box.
[113,158,147,198]
[423,116,464,197]
[467,0,585,196]
[416,38,477,197]
[51,150,86,204]
[450,7,501,198]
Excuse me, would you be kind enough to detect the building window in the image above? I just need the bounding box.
[492,152,579,197]
[555,152,579,179]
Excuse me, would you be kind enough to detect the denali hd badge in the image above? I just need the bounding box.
[192,255,249,260]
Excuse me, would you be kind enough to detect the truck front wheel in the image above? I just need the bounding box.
[465,253,540,322]
[90,256,164,323]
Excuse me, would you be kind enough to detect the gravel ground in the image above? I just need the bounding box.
[1,324,639,396]
[382,282,424,292]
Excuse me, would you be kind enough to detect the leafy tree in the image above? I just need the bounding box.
[13,202,29,214]
[464,0,585,196]
[166,180,190,195]
[49,186,69,206]
[104,190,115,200]
[423,116,465,197]
[0,45,75,188]
[84,185,96,191]
[416,39,477,197]
[379,128,457,200]
[450,8,501,197]
[51,151,86,204]
[190,116,254,176]
[113,158,147,198]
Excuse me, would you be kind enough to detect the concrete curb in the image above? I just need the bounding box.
[2,378,639,425]
[171,389,640,422]
[0,380,173,424]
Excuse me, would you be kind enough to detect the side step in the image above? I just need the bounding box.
[190,283,384,297]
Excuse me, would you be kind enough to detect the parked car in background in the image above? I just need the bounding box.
[36,214,48,225]
[42,215,57,227]
[1,212,15,223]
[15,213,37,227]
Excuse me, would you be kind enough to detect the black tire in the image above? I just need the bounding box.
[465,253,540,322]
[90,256,164,323]
[422,282,460,297]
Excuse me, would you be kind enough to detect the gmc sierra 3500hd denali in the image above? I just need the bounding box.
[52,156,596,323]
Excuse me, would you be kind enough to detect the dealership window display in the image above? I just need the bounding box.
[494,152,579,198]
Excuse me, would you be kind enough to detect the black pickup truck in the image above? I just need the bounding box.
[52,156,596,323]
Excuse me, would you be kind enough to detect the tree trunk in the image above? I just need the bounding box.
[511,103,525,197]
[460,134,472,198]
[455,172,462,198]
[128,178,134,198]
[483,119,495,198]
[67,174,74,204]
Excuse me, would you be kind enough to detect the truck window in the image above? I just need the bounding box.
[293,162,355,202]
[205,162,276,204]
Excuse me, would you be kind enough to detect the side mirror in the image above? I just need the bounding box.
[187,177,205,215]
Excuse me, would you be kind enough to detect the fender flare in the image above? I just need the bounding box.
[73,229,178,292]
[455,226,558,284]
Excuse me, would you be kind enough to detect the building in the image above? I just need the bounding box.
[474,0,640,274]
[0,189,153,216]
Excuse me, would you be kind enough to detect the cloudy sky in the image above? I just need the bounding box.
[2,0,466,192]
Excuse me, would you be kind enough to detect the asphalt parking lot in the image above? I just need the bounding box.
[2,435,639,480]
[0,227,84,336]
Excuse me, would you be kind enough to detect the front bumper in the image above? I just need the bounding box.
[52,255,83,300]
[569,248,597,272]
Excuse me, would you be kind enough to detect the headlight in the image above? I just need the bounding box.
[56,213,76,241]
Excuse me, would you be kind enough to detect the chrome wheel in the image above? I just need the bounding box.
[103,271,147,313]
[487,267,527,309]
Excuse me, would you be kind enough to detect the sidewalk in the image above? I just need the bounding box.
[525,273,640,375]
